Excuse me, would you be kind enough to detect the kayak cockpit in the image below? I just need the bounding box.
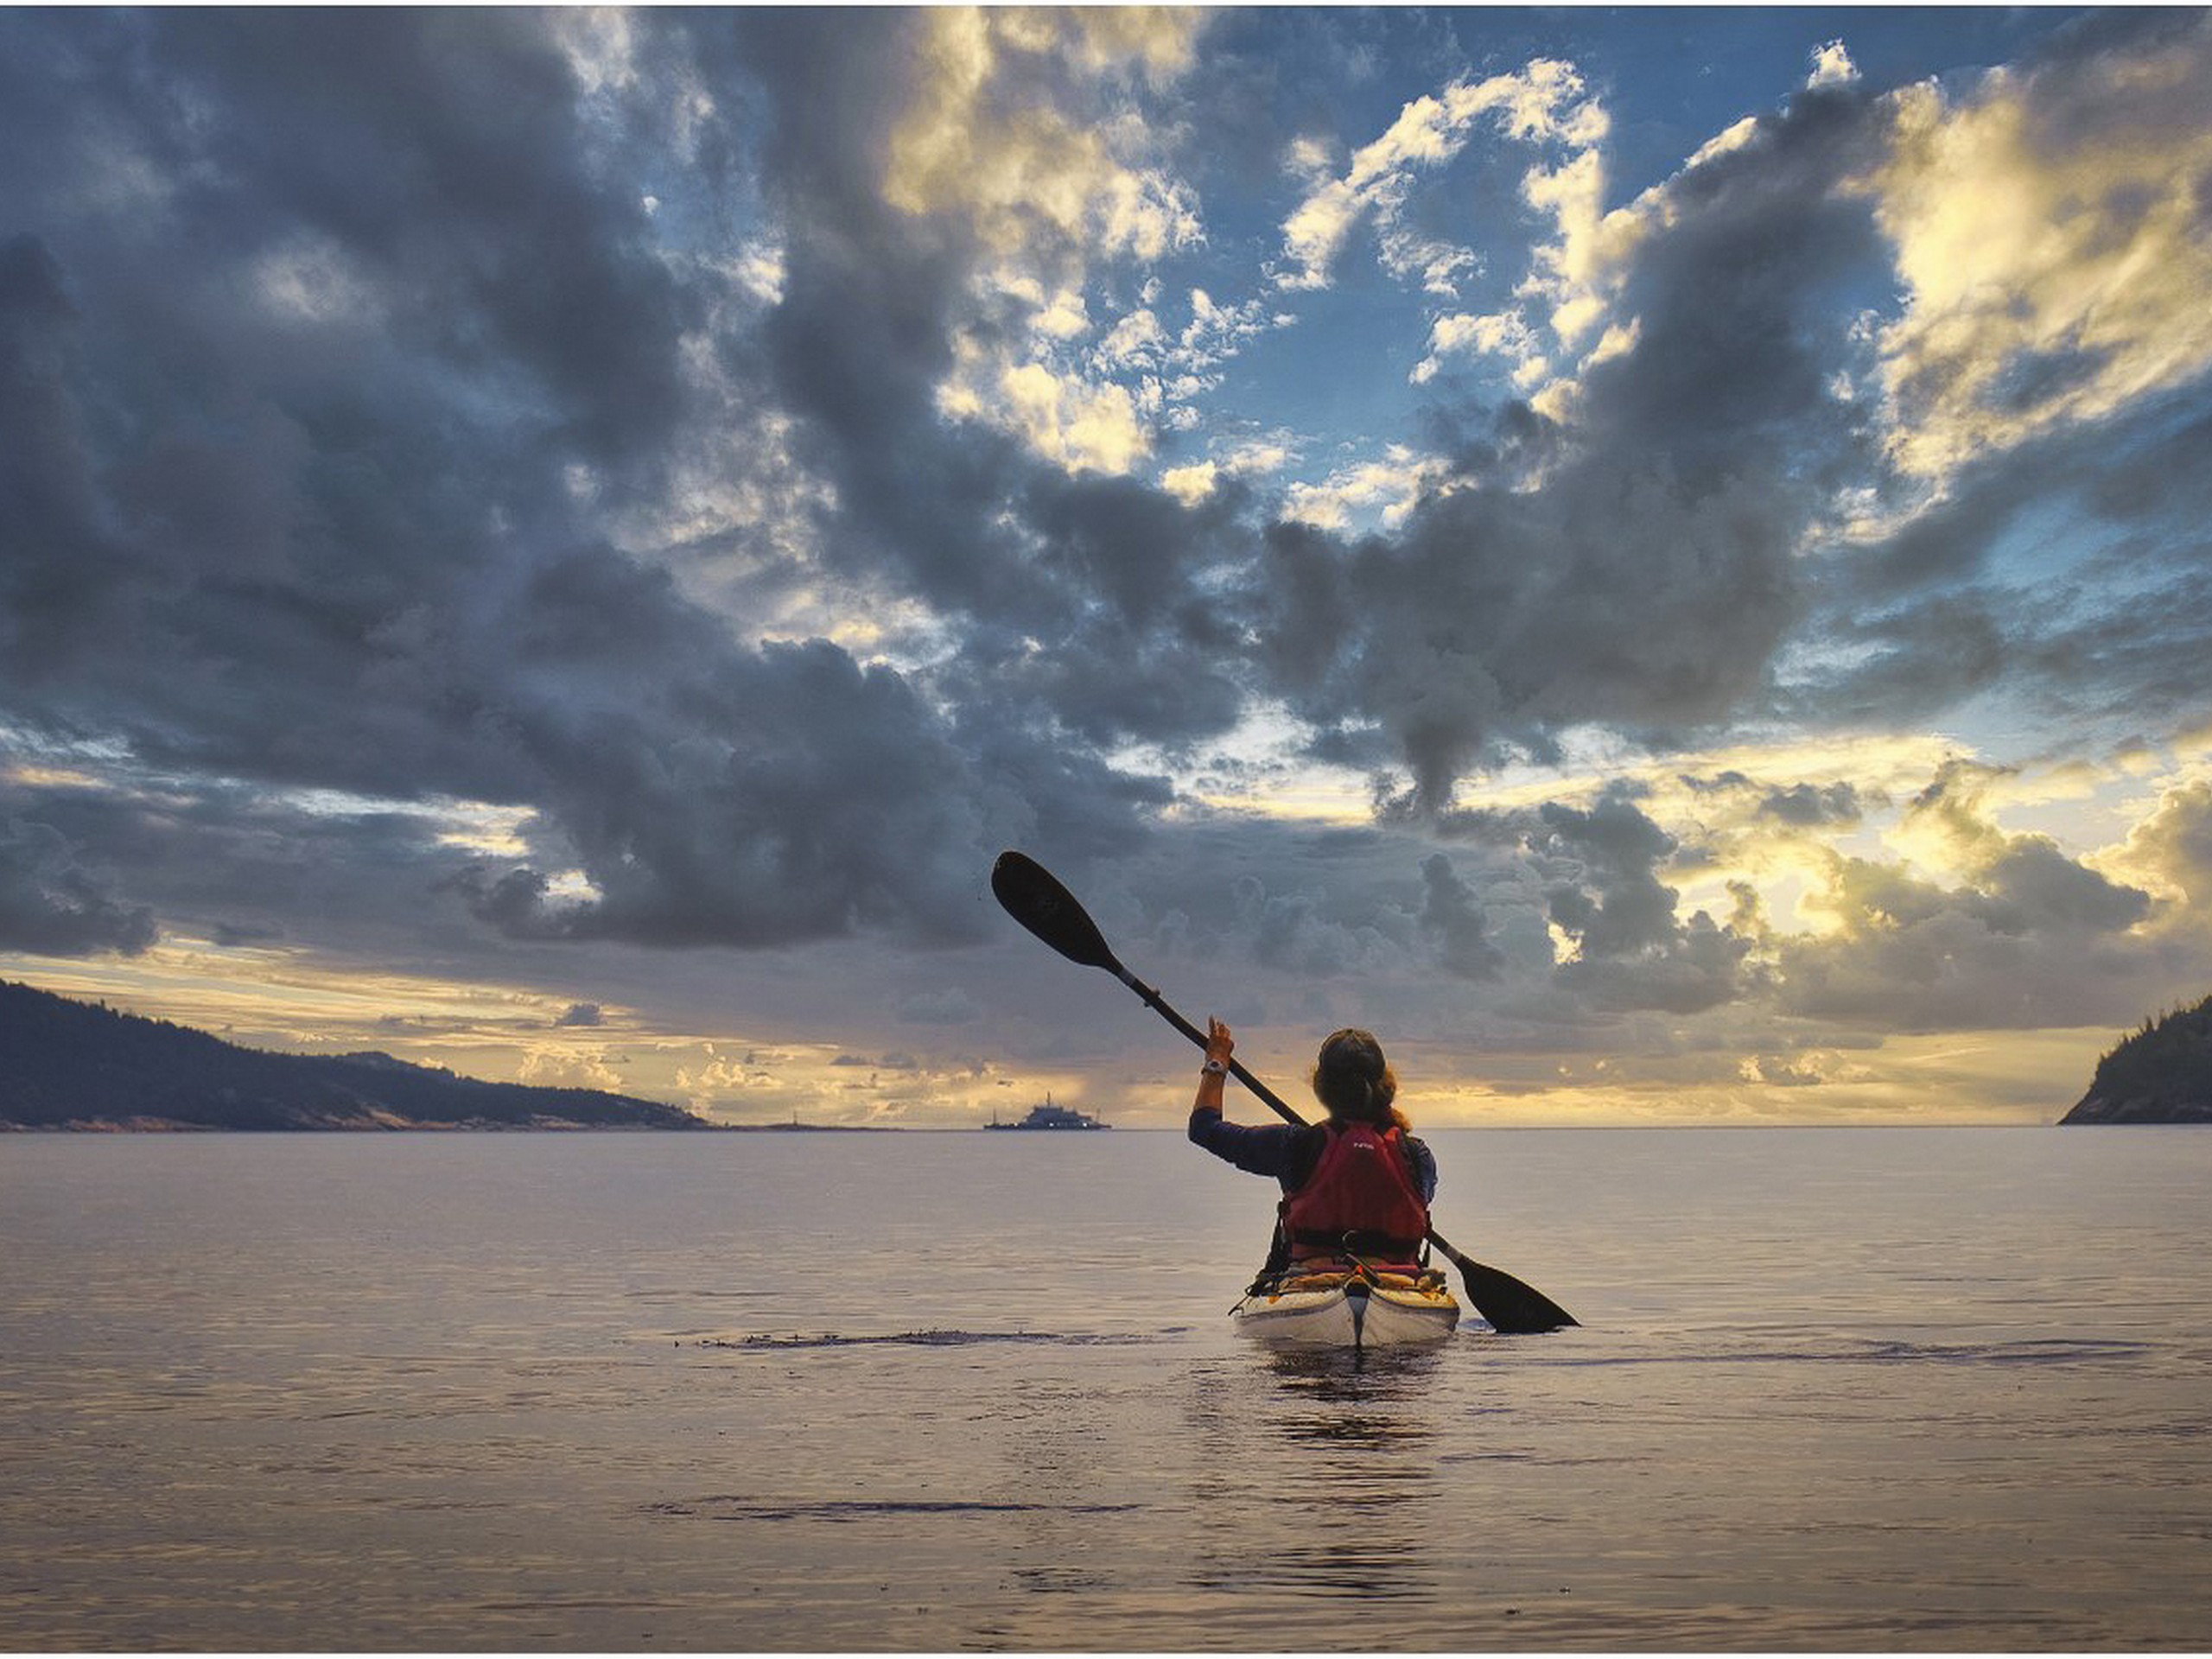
[1230,1265,1460,1351]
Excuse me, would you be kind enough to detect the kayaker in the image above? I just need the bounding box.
[1188,1019,1438,1281]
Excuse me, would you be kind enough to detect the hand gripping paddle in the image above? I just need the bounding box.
[990,849,1576,1334]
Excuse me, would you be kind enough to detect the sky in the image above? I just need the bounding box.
[4,6,2212,1129]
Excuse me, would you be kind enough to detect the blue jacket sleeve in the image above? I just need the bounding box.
[1187,1110,1309,1186]
[1403,1134,1439,1203]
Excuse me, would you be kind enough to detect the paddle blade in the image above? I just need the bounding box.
[991,851,1125,975]
[1435,1240,1579,1334]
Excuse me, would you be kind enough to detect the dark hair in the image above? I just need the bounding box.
[1312,1027,1408,1130]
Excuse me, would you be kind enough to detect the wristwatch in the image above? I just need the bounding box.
[1201,1058,1227,1076]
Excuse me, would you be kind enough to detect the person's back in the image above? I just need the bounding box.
[1186,1020,1437,1277]
[1280,1116,1430,1269]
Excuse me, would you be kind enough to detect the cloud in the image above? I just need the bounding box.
[1244,75,1910,806]
[879,8,1210,478]
[1412,309,1545,387]
[1807,41,1859,91]
[517,1044,625,1093]
[1277,58,1605,291]
[884,9,1203,259]
[1,11,1212,958]
[1775,761,2159,1031]
[899,988,981,1026]
[1279,447,1450,531]
[1315,16,2210,814]
[3,9,2209,1133]
[1758,781,1865,829]
[1866,11,2212,485]
[2112,779,2212,912]
[1535,793,1683,960]
[990,359,1152,474]
[1416,852,1502,980]
[0,817,157,957]
[0,234,135,686]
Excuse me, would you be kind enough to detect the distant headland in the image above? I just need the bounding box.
[0,978,708,1132]
[2061,994,2212,1124]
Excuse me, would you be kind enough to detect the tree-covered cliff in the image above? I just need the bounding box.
[2061,995,2212,1124]
[0,978,707,1130]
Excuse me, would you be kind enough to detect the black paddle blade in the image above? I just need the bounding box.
[991,851,1125,975]
[1450,1252,1579,1335]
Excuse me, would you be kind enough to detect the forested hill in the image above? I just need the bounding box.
[2062,994,2212,1124]
[0,979,707,1131]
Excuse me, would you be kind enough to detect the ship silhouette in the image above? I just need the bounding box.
[988,1092,1109,1130]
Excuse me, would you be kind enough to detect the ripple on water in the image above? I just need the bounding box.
[692,1328,1171,1351]
[643,1495,1143,1521]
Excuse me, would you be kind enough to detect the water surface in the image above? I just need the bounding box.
[3,1128,2208,1649]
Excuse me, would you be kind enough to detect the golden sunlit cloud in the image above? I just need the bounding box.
[1281,447,1452,531]
[1868,34,2212,482]
[887,7,1209,480]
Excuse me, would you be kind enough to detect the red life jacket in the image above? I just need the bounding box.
[1281,1121,1429,1264]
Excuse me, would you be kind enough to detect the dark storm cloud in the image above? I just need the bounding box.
[469,637,1007,947]
[1678,772,1866,830]
[0,817,156,957]
[1756,781,1863,830]
[0,10,1190,957]
[115,10,691,469]
[1554,910,1754,1018]
[0,757,499,960]
[1052,801,1758,1033]
[1520,792,1757,1014]
[1415,852,1502,981]
[711,9,1058,621]
[0,234,137,684]
[1529,794,1679,957]
[721,11,1258,759]
[1796,429,2212,741]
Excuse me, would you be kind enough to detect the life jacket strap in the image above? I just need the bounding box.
[1287,1225,1427,1258]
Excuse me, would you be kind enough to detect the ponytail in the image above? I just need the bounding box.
[1313,1028,1408,1131]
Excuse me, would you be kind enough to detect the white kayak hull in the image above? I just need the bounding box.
[1232,1274,1460,1350]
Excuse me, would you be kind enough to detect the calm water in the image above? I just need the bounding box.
[3,1127,2209,1651]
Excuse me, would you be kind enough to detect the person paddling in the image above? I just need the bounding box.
[1188,1019,1439,1284]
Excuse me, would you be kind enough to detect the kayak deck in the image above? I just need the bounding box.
[1231,1268,1460,1350]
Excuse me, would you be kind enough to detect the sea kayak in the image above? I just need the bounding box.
[1230,1268,1460,1350]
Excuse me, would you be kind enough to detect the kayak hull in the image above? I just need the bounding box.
[1231,1272,1460,1350]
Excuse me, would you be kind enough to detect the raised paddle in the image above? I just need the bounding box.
[990,849,1578,1335]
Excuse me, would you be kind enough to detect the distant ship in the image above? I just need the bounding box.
[988,1094,1110,1131]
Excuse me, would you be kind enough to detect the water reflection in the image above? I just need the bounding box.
[1183,1345,1449,1603]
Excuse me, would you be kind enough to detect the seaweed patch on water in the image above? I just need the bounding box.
[691,1329,1165,1351]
